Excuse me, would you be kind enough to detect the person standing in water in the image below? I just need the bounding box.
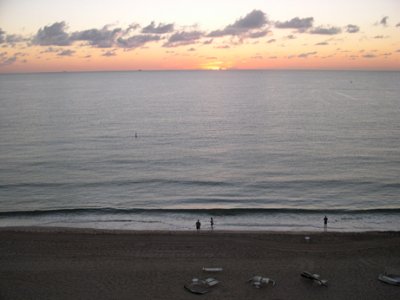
[196,219,201,231]
[323,216,328,232]
[210,217,214,230]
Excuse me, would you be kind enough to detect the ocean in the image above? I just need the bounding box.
[0,70,399,231]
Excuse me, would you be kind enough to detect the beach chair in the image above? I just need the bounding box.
[301,271,328,287]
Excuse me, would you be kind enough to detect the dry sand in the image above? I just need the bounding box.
[0,228,399,299]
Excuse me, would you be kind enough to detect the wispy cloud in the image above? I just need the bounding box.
[142,22,174,34]
[117,34,161,49]
[251,54,263,59]
[0,28,30,47]
[248,29,269,39]
[102,50,117,57]
[298,51,317,58]
[0,29,5,43]
[40,46,61,53]
[345,24,360,33]
[373,35,388,39]
[310,26,342,35]
[214,45,230,49]
[57,49,75,56]
[0,52,17,66]
[285,34,296,40]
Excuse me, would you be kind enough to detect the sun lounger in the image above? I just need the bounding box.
[248,275,275,288]
[184,281,209,295]
[184,277,220,294]
[301,271,328,287]
[202,267,223,272]
[378,273,400,286]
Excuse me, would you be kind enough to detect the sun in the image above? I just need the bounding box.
[200,61,230,70]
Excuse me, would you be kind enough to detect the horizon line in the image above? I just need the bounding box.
[1,67,400,75]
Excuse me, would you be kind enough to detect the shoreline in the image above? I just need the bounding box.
[1,225,400,236]
[1,228,400,299]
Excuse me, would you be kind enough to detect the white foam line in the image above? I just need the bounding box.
[335,91,357,100]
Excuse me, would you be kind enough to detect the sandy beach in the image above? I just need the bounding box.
[0,228,399,299]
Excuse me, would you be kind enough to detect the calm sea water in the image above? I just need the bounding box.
[0,70,399,231]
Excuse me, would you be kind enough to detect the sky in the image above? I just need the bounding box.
[0,0,399,73]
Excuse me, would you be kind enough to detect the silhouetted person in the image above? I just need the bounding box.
[210,217,214,230]
[196,219,201,231]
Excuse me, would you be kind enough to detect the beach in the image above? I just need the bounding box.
[1,228,399,299]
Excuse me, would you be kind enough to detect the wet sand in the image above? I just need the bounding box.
[0,228,399,299]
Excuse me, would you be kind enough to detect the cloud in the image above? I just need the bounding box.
[142,22,174,34]
[380,16,389,26]
[5,34,26,44]
[14,52,27,57]
[40,46,75,56]
[397,23,400,27]
[125,23,140,34]
[363,53,376,58]
[33,22,71,46]
[40,47,62,53]
[345,24,360,33]
[298,51,317,58]
[117,34,161,48]
[0,52,17,66]
[310,26,342,35]
[267,38,276,43]
[0,29,27,47]
[208,10,268,37]
[214,45,230,49]
[275,17,314,31]
[0,28,6,43]
[163,30,203,47]
[32,22,160,49]
[285,34,296,40]
[373,35,388,39]
[102,50,117,57]
[248,29,269,38]
[71,26,122,48]
[57,49,75,56]
[315,41,329,46]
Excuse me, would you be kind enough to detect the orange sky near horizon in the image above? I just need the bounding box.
[0,0,399,73]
